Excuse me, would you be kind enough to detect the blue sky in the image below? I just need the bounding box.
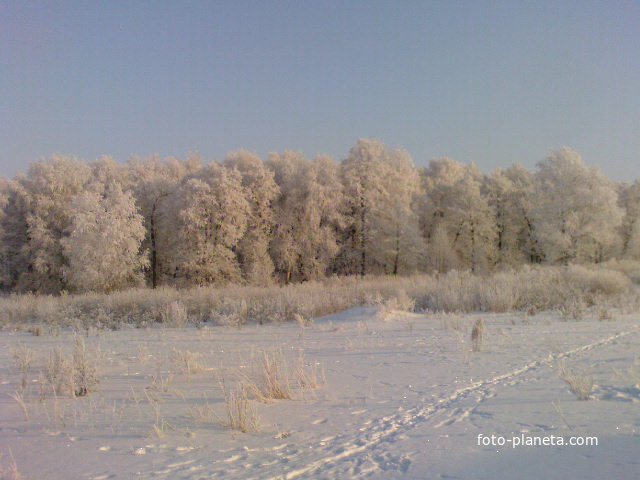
[2,0,639,179]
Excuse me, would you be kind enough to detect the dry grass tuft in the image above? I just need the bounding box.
[72,336,99,396]
[170,348,205,378]
[144,389,172,438]
[243,350,293,402]
[221,381,259,433]
[295,312,313,340]
[27,325,43,336]
[12,345,35,390]
[239,349,324,404]
[471,318,485,352]
[188,403,217,424]
[294,353,325,391]
[9,390,30,421]
[294,312,312,328]
[558,359,593,400]
[147,371,173,393]
[45,347,75,397]
[559,294,587,321]
[0,449,22,480]
[45,337,99,397]
[441,314,462,332]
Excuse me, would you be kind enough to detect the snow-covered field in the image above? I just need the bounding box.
[1,306,639,479]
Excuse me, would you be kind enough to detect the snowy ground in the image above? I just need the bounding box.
[1,306,639,479]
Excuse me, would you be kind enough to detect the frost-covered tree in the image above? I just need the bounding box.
[1,141,636,294]
[447,173,497,272]
[425,223,458,273]
[502,163,542,263]
[16,156,92,293]
[127,155,186,287]
[61,184,147,293]
[370,148,422,275]
[0,177,9,213]
[418,157,470,243]
[0,178,31,290]
[617,180,640,259]
[165,164,250,285]
[531,147,623,264]
[89,156,128,192]
[0,177,15,289]
[267,151,345,282]
[224,150,278,285]
[339,139,423,276]
[484,164,539,266]
[420,158,496,272]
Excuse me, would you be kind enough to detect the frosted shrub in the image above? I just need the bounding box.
[209,297,249,326]
[364,292,384,307]
[475,273,519,312]
[0,265,637,329]
[600,259,640,284]
[418,270,478,313]
[559,294,587,321]
[216,312,244,329]
[562,265,631,297]
[158,300,188,327]
[390,288,416,312]
[595,297,613,321]
[0,294,66,326]
[375,288,416,320]
[513,267,565,311]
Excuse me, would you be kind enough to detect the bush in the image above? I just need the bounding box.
[157,300,188,327]
[0,265,635,329]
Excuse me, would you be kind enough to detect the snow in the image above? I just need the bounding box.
[1,306,639,479]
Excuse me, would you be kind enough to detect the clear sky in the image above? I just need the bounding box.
[2,0,639,180]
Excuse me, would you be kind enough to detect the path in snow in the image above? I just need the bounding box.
[257,327,639,480]
[140,321,639,480]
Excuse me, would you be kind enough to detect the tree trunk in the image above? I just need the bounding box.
[470,220,476,273]
[150,202,158,289]
[392,225,400,276]
[360,194,367,277]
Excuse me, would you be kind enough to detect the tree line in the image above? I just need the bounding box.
[0,139,637,294]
